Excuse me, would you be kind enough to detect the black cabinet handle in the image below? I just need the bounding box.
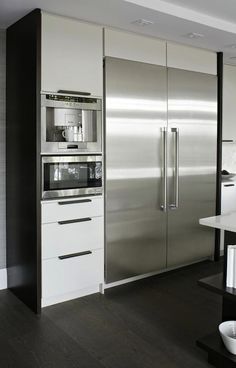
[58,199,92,205]
[67,144,78,149]
[222,140,234,142]
[58,250,92,260]
[58,217,92,225]
[58,90,91,96]
[224,184,235,187]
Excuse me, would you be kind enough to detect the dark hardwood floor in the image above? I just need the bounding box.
[0,260,222,368]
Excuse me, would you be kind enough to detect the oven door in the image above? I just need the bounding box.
[42,156,102,199]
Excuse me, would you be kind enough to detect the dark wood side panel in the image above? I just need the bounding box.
[6,9,41,313]
[214,52,223,261]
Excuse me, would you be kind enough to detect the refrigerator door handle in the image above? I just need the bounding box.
[170,127,179,210]
[161,127,167,211]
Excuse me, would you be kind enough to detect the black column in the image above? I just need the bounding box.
[6,9,41,313]
[214,52,223,261]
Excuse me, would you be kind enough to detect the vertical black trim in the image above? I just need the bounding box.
[214,52,223,261]
[6,9,41,313]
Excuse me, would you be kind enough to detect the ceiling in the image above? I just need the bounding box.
[158,0,236,23]
[1,0,236,65]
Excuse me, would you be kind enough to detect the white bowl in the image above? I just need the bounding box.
[219,321,236,354]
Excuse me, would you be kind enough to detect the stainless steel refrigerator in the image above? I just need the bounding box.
[105,57,217,284]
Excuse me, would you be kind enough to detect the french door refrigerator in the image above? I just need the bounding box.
[105,57,217,283]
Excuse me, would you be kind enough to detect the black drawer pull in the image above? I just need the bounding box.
[67,144,78,149]
[58,90,91,96]
[58,250,92,260]
[58,217,92,225]
[224,184,235,187]
[58,199,92,205]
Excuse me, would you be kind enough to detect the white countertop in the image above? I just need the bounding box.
[199,212,236,232]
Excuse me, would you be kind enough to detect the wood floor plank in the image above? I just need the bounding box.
[0,260,223,368]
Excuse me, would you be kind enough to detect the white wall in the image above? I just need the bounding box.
[222,65,236,174]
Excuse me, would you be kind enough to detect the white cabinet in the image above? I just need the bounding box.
[41,197,103,224]
[223,65,236,141]
[42,216,104,259]
[221,181,236,214]
[167,42,217,75]
[220,180,236,251]
[104,28,166,66]
[41,196,104,307]
[42,249,104,301]
[41,12,103,96]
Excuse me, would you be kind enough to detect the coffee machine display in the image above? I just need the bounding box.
[41,93,102,153]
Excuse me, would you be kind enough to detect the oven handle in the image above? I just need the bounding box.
[57,90,91,96]
[58,199,92,205]
[58,217,92,225]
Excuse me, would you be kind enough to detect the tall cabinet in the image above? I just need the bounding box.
[6,9,104,313]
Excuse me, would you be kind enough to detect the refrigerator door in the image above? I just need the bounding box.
[105,57,167,283]
[167,68,217,267]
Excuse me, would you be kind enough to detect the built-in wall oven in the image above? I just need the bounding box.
[42,156,102,199]
[41,93,102,154]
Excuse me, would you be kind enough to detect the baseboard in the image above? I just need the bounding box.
[42,284,100,308]
[0,268,7,290]
[104,257,211,289]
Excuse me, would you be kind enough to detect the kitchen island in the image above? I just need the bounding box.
[197,212,236,368]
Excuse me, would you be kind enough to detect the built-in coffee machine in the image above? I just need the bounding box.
[41,92,102,153]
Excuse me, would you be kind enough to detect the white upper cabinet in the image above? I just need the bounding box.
[167,42,217,75]
[223,65,236,141]
[41,13,103,96]
[104,28,166,66]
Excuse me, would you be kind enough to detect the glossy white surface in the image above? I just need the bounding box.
[223,65,236,141]
[41,196,104,224]
[199,212,236,232]
[42,216,104,259]
[167,42,217,75]
[42,249,104,299]
[41,195,104,306]
[221,181,236,214]
[104,28,166,66]
[41,12,103,96]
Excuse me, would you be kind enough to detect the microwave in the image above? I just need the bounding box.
[42,156,102,199]
[41,93,102,154]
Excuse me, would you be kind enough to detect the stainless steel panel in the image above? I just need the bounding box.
[40,93,102,154]
[82,110,97,142]
[167,68,217,267]
[105,57,167,283]
[41,155,103,199]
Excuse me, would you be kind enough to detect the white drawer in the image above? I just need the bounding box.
[42,249,104,299]
[41,197,103,224]
[42,216,104,259]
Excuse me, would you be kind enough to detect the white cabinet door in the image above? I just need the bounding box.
[223,65,236,141]
[42,216,104,259]
[221,181,236,214]
[41,197,104,224]
[41,13,103,96]
[104,28,166,66]
[42,249,104,299]
[167,42,217,75]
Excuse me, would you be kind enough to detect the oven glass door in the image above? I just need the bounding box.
[42,157,102,198]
